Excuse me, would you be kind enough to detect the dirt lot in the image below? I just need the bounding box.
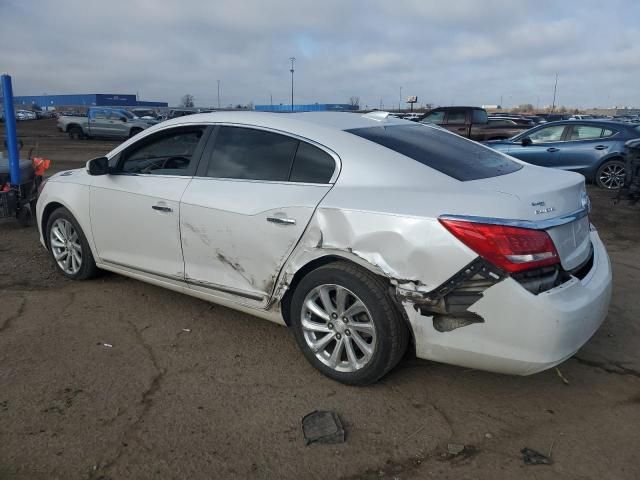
[1,120,639,479]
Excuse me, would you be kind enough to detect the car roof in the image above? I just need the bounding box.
[159,111,411,132]
[542,119,634,128]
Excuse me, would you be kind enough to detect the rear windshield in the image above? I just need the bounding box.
[346,124,522,181]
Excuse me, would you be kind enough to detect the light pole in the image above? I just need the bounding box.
[551,73,558,113]
[217,80,220,109]
[399,86,402,112]
[289,57,296,111]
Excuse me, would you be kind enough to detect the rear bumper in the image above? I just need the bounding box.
[406,230,612,375]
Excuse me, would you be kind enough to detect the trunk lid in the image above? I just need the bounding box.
[470,165,591,271]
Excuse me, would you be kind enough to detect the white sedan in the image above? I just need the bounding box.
[36,111,612,385]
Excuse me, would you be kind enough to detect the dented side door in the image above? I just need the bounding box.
[179,125,337,305]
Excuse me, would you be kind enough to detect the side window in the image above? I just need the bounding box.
[601,128,615,138]
[471,109,488,124]
[119,127,205,175]
[446,110,467,124]
[569,125,604,140]
[92,109,107,120]
[290,142,336,183]
[528,125,565,143]
[206,127,298,181]
[421,110,445,124]
[109,110,126,121]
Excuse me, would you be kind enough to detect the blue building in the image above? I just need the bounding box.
[8,93,168,109]
[255,103,358,112]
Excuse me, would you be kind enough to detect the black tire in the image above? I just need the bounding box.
[290,261,409,385]
[68,126,84,140]
[129,128,143,138]
[46,207,99,280]
[595,159,626,189]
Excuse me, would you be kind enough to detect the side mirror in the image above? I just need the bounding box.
[521,137,532,146]
[120,117,127,122]
[87,156,110,176]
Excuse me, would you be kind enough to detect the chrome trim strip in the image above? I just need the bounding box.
[185,277,265,301]
[439,206,589,230]
[101,258,265,301]
[101,259,185,282]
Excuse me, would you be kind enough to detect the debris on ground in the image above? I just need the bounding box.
[555,368,570,385]
[96,342,113,348]
[301,410,345,445]
[521,447,553,465]
[447,443,466,455]
[181,328,191,333]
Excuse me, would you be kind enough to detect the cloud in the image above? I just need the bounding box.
[0,0,638,108]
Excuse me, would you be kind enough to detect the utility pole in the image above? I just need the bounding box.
[289,57,296,111]
[270,93,273,109]
[217,80,221,109]
[399,86,402,112]
[551,73,558,113]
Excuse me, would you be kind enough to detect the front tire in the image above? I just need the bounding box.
[596,160,626,189]
[46,207,98,280]
[68,126,84,140]
[290,261,408,385]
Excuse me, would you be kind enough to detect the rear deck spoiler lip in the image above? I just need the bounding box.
[439,206,589,231]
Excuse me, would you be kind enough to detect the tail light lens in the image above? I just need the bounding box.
[439,219,559,273]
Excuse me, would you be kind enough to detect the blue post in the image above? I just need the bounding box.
[1,74,21,185]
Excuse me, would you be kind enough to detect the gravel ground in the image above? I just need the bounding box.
[1,119,639,479]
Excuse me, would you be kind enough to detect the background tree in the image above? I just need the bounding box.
[181,94,195,108]
[349,96,360,108]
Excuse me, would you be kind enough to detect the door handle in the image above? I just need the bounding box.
[267,216,296,225]
[547,147,560,152]
[595,145,609,150]
[152,205,172,212]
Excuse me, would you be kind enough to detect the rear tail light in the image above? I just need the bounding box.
[439,219,559,273]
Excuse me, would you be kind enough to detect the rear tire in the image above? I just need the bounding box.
[68,126,84,140]
[46,207,98,280]
[290,261,408,385]
[595,160,626,189]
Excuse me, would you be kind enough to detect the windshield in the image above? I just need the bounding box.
[116,109,136,120]
[347,124,522,181]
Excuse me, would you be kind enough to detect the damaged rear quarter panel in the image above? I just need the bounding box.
[276,206,478,302]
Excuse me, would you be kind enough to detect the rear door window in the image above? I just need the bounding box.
[568,125,605,140]
[471,109,488,124]
[347,124,521,181]
[446,110,467,124]
[206,126,298,181]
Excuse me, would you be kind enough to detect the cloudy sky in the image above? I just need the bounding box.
[1,0,638,109]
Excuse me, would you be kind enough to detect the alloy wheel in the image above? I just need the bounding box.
[301,284,377,373]
[50,218,83,275]
[598,163,625,189]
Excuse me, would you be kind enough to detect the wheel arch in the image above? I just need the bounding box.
[40,196,95,259]
[594,154,625,182]
[278,253,416,347]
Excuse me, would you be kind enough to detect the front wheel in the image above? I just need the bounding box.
[596,160,626,189]
[46,207,98,280]
[290,262,408,385]
[68,126,84,140]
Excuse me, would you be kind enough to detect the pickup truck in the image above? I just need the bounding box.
[57,107,155,140]
[419,106,530,141]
